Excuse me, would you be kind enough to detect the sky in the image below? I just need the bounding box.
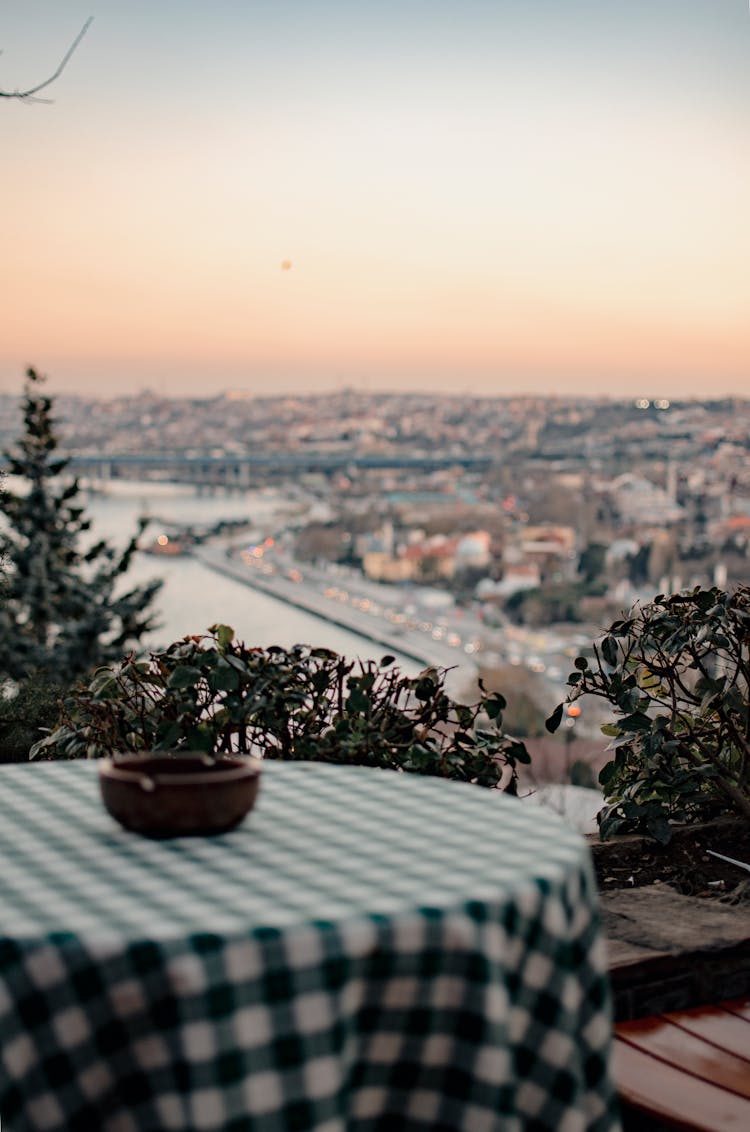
[1,1,748,400]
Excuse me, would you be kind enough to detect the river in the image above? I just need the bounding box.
[84,481,422,672]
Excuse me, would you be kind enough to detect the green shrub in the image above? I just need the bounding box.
[32,625,530,791]
[0,677,62,763]
[547,585,750,842]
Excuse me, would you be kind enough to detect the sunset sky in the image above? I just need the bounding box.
[1,1,748,400]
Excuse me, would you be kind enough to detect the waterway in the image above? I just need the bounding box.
[84,482,422,672]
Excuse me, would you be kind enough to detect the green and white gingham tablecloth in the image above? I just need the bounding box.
[0,761,620,1132]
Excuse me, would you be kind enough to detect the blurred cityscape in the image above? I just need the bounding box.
[2,388,748,779]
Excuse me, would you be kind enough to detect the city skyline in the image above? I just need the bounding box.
[1,1,748,400]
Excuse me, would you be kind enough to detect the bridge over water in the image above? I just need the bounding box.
[69,450,493,490]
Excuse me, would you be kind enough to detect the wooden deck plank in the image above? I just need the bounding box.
[662,1004,750,1061]
[613,1039,750,1131]
[722,998,750,1022]
[616,1017,750,1098]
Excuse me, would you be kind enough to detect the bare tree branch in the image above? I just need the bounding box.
[0,17,93,102]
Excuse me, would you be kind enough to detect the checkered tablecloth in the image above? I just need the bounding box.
[0,761,620,1132]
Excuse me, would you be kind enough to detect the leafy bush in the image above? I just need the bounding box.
[0,677,62,763]
[32,625,530,790]
[547,586,750,842]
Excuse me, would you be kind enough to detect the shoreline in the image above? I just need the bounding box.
[192,544,438,669]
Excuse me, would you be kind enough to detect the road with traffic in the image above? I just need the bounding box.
[194,540,596,730]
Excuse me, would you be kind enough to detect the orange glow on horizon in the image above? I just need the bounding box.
[1,2,747,398]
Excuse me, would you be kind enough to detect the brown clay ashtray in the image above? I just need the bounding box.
[99,754,262,837]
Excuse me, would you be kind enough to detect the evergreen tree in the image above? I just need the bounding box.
[0,368,162,683]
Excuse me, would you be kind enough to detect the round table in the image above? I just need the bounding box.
[0,761,620,1131]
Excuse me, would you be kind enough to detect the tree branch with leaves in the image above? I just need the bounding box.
[547,586,750,841]
[0,368,162,686]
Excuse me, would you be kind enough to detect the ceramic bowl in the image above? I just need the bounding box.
[98,754,262,837]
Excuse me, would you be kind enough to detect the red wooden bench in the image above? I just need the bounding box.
[614,997,750,1130]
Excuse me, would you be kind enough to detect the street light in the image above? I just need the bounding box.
[564,703,582,778]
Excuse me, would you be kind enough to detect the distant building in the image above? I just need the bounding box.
[455,531,492,569]
[363,535,459,583]
[610,474,684,524]
[519,525,577,558]
[361,550,415,583]
[478,563,541,599]
[606,537,639,564]
[709,513,750,552]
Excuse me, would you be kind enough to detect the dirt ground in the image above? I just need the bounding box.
[591,819,750,902]
[517,738,750,903]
